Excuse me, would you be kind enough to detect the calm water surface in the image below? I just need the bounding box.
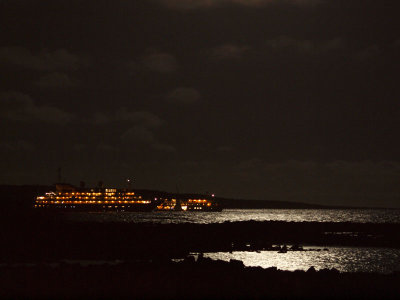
[56,210,400,274]
[64,208,400,224]
[200,246,400,274]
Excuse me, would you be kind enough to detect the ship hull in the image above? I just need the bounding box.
[36,203,159,212]
[186,206,223,212]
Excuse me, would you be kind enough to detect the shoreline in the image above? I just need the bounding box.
[1,258,399,299]
[1,217,400,262]
[1,214,399,298]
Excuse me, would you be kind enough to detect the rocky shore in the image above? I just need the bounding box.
[1,213,399,298]
[1,257,399,299]
[1,212,400,262]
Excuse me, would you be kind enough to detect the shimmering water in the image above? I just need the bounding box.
[200,247,400,273]
[64,208,400,223]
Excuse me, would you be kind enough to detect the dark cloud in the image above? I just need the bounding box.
[128,51,178,74]
[115,109,163,128]
[0,0,399,206]
[95,143,119,156]
[264,36,344,54]
[33,72,76,88]
[0,140,35,153]
[217,146,233,152]
[141,52,178,73]
[230,159,400,207]
[73,143,87,152]
[0,92,74,124]
[210,44,250,59]
[90,112,110,125]
[167,87,201,104]
[121,126,175,153]
[356,45,380,61]
[88,109,162,128]
[158,0,320,10]
[0,47,84,71]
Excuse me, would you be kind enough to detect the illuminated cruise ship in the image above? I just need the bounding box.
[156,196,222,211]
[34,183,160,212]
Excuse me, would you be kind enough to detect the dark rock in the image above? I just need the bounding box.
[229,259,244,268]
[307,266,316,273]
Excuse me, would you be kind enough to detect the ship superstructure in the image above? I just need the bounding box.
[35,183,158,212]
[156,197,222,211]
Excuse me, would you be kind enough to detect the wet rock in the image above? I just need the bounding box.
[229,259,244,268]
[330,267,340,274]
[278,245,288,253]
[184,256,195,263]
[290,244,303,251]
[307,266,316,273]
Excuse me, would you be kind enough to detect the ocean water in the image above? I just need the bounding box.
[48,210,400,274]
[63,208,400,224]
[199,246,400,274]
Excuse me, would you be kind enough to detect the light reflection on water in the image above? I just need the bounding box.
[64,208,400,224]
[200,247,400,273]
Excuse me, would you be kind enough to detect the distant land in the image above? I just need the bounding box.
[0,184,380,210]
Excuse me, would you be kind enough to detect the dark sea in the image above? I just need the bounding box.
[64,208,400,224]
[198,246,400,274]
[61,208,400,273]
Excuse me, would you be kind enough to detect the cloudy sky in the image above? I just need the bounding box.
[1,0,399,207]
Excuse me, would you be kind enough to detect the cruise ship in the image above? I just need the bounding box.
[156,196,222,212]
[34,183,160,212]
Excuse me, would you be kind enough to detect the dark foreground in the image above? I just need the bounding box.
[1,211,400,299]
[1,258,399,299]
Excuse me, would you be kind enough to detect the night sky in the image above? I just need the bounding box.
[1,0,399,207]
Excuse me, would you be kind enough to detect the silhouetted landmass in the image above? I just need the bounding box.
[0,258,399,299]
[0,184,52,211]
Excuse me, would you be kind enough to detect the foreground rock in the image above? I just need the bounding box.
[0,258,398,299]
